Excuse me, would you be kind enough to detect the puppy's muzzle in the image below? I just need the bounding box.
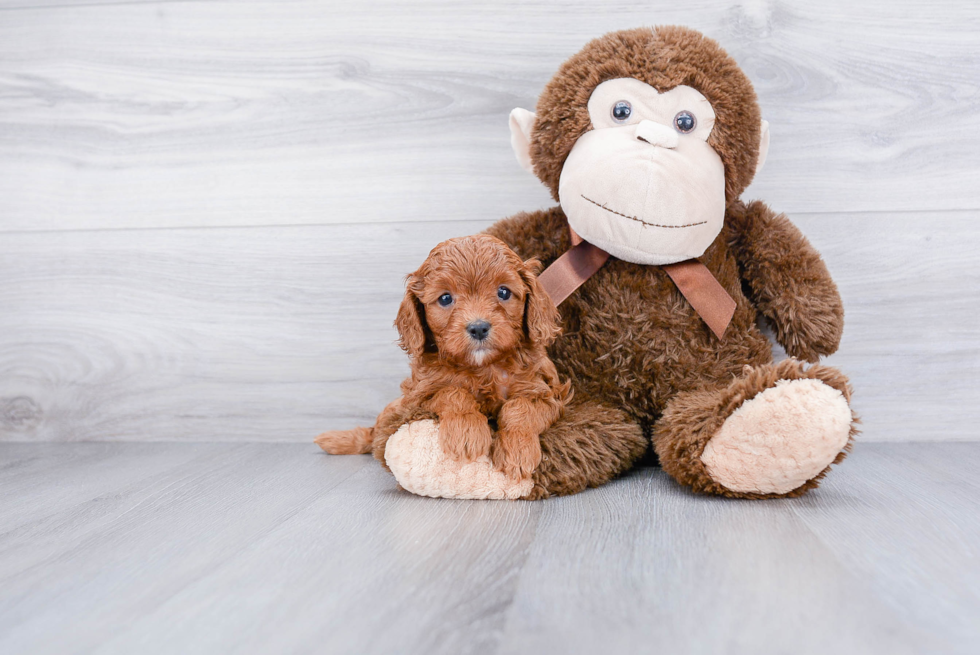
[466,320,491,342]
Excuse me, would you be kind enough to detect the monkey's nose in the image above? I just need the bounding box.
[466,320,492,342]
[635,120,679,149]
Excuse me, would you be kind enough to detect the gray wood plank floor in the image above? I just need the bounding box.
[1,442,977,654]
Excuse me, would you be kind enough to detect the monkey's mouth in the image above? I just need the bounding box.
[580,195,708,230]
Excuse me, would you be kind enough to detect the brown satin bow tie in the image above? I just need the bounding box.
[537,227,736,339]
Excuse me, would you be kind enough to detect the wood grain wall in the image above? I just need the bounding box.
[1,1,978,442]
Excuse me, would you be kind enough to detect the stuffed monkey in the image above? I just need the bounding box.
[381,25,857,500]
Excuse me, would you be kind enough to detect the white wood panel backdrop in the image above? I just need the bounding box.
[1,0,978,442]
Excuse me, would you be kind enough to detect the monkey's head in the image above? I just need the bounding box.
[510,26,769,266]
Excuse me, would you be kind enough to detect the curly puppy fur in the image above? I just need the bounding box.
[316,234,571,481]
[480,26,854,499]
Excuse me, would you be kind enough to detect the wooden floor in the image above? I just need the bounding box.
[1,442,977,654]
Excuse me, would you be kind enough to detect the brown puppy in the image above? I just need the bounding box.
[316,234,570,479]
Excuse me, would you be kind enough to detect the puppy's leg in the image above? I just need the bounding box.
[492,396,562,479]
[428,387,493,462]
[316,397,405,455]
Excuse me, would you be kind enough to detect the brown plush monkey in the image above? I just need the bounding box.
[382,25,857,500]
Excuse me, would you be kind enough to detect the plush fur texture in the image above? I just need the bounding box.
[476,26,856,499]
[525,400,648,500]
[530,26,762,205]
[316,235,571,481]
[385,419,534,500]
[484,202,854,499]
[725,200,844,362]
[328,26,856,500]
[654,359,858,499]
[700,377,852,494]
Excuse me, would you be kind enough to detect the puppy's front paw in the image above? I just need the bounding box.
[491,430,542,480]
[439,412,493,462]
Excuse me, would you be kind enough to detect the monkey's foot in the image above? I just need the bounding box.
[700,378,852,495]
[384,420,533,500]
[655,360,857,498]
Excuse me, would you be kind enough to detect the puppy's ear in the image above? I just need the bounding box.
[394,274,431,357]
[520,258,561,348]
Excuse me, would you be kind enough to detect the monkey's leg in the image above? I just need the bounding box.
[382,401,646,500]
[653,359,857,499]
[525,401,647,499]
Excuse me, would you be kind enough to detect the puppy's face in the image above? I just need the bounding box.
[396,235,559,366]
[420,249,525,367]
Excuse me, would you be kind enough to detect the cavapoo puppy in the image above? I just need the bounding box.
[316,234,571,479]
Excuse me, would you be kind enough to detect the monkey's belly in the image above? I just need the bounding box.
[550,301,772,423]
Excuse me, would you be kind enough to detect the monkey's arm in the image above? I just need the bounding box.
[484,206,571,266]
[726,200,844,362]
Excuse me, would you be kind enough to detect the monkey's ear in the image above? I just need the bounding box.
[520,259,561,348]
[394,276,430,358]
[755,119,770,178]
[509,108,536,174]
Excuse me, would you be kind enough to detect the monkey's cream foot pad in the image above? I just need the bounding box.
[701,378,852,495]
[385,420,533,500]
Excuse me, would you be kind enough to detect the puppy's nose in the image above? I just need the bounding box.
[466,320,491,342]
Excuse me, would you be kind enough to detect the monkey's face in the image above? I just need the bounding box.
[509,43,770,265]
[558,78,726,265]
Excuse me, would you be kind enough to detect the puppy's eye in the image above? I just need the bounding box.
[673,110,696,133]
[437,293,453,307]
[497,286,512,301]
[611,100,632,123]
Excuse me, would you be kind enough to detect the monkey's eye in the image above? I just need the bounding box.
[437,293,453,307]
[497,286,512,301]
[611,100,632,123]
[673,111,697,133]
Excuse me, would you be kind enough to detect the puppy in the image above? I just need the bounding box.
[315,234,570,480]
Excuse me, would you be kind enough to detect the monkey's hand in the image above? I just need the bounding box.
[727,200,844,362]
[763,284,846,363]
